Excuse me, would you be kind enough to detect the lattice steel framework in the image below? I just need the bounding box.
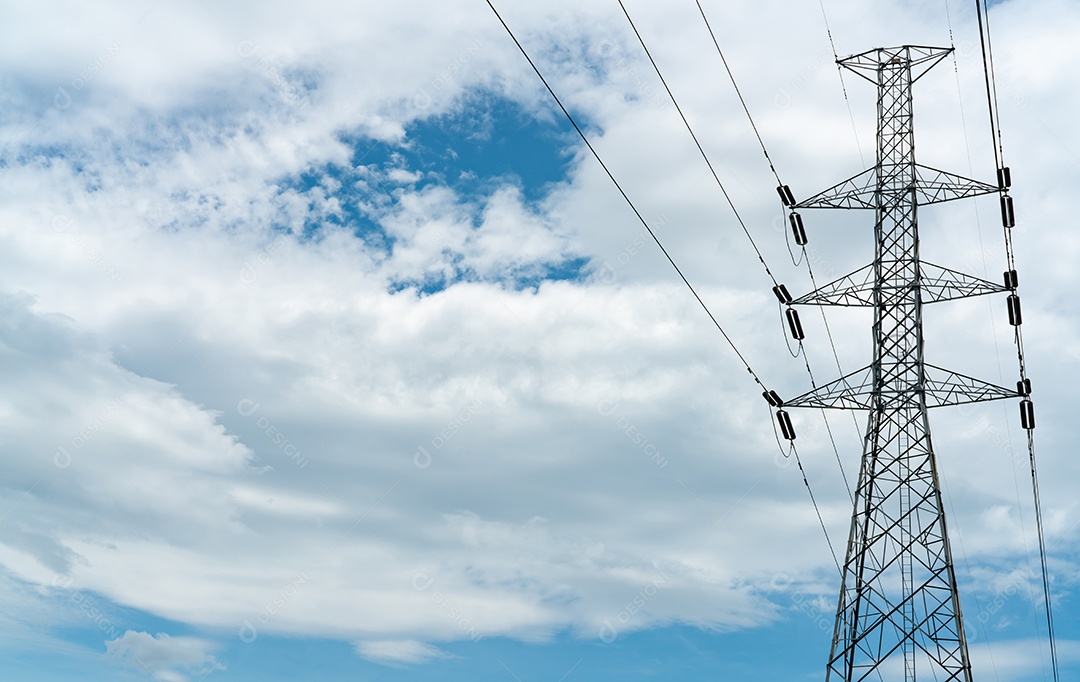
[784,46,1016,682]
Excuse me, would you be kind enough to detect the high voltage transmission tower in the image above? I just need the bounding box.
[483,2,1055,676]
[776,45,1029,682]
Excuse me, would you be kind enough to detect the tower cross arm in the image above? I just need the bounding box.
[794,168,877,210]
[793,164,998,211]
[923,364,1019,407]
[914,164,999,204]
[783,364,1018,411]
[919,262,1008,302]
[784,365,875,410]
[838,45,954,84]
[790,262,1006,308]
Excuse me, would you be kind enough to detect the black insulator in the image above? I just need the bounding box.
[763,390,783,407]
[777,409,796,441]
[1004,269,1019,290]
[1000,195,1016,228]
[785,307,805,341]
[1020,399,1035,430]
[997,166,1012,189]
[777,184,796,207]
[1007,294,1023,326]
[1017,378,1032,397]
[789,212,807,246]
[772,284,793,305]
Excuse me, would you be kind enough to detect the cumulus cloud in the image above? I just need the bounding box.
[0,0,1075,675]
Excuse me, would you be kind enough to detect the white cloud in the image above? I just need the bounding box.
[0,0,1075,674]
[968,638,1080,682]
[355,639,450,666]
[106,630,223,681]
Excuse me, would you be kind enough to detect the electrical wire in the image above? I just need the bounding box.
[814,0,865,166]
[945,8,1027,680]
[769,406,842,575]
[794,443,842,574]
[690,0,857,501]
[1028,428,1059,682]
[978,0,1007,169]
[493,2,848,586]
[492,11,1048,670]
[975,0,1003,173]
[618,2,856,517]
[484,0,770,393]
[616,0,779,288]
[803,257,863,464]
[496,0,852,582]
[784,223,807,267]
[977,0,1021,283]
[488,4,852,558]
[975,3,1059,680]
[693,0,781,186]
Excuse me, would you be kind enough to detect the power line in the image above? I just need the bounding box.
[1028,429,1060,682]
[945,8,1032,679]
[490,2,850,546]
[770,409,842,574]
[616,0,779,288]
[803,259,858,499]
[814,0,865,166]
[484,0,769,391]
[627,0,860,524]
[977,0,1007,168]
[793,442,841,573]
[693,0,782,186]
[975,0,1003,172]
[493,3,848,553]
[974,4,1058,679]
[689,0,857,500]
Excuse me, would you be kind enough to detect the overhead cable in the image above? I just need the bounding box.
[485,0,770,392]
[617,0,779,288]
[975,3,1058,680]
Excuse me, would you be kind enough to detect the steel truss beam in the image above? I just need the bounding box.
[795,165,998,210]
[791,262,1007,308]
[785,363,1017,411]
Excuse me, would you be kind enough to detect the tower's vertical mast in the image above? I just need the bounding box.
[831,45,968,682]
[781,45,1018,682]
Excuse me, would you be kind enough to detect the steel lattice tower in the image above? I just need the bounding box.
[783,46,1022,682]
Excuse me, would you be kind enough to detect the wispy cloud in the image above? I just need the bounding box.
[106,630,223,681]
[355,639,451,666]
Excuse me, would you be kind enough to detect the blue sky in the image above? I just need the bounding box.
[0,0,1078,681]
